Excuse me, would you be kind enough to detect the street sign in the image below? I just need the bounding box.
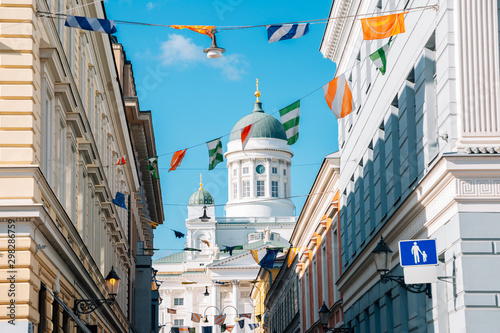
[399,239,438,267]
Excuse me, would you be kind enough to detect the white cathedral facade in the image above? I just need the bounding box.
[154,91,298,333]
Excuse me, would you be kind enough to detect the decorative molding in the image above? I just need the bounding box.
[456,178,500,196]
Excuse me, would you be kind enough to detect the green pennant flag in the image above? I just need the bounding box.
[279,100,300,145]
[146,156,159,179]
[207,138,223,170]
[189,328,196,333]
[369,41,391,75]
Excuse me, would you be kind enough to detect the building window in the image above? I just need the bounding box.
[174,319,184,326]
[233,183,237,199]
[242,181,250,198]
[272,167,278,174]
[272,181,278,197]
[174,298,184,306]
[233,168,237,176]
[257,181,265,197]
[284,183,287,198]
[243,167,249,174]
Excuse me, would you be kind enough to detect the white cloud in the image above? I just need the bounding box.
[146,2,154,10]
[159,34,248,81]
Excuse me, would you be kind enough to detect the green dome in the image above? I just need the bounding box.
[229,102,287,142]
[188,186,214,206]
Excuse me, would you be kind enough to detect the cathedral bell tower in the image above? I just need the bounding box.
[224,80,294,217]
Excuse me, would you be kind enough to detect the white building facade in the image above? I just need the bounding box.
[321,0,500,332]
[154,96,298,333]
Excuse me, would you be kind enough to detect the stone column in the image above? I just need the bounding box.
[211,284,219,333]
[227,162,232,201]
[279,159,284,198]
[265,158,271,197]
[250,158,256,198]
[237,160,243,200]
[232,280,240,331]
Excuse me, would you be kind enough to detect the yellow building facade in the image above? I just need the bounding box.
[0,1,163,332]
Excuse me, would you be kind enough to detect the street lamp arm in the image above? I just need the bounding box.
[380,274,432,298]
[203,306,220,317]
[74,297,115,315]
[222,305,239,315]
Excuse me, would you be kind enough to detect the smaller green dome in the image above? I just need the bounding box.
[188,181,214,206]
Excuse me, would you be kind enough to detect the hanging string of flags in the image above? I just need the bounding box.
[35,6,436,174]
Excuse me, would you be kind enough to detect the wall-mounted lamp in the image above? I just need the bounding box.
[371,236,431,298]
[74,266,120,315]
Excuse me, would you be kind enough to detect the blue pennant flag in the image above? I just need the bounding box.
[65,15,117,34]
[258,249,280,268]
[202,327,213,333]
[238,320,245,329]
[112,192,127,209]
[248,323,260,330]
[266,23,309,43]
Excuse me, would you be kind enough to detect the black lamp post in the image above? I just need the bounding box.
[203,286,210,296]
[318,302,353,332]
[371,236,432,298]
[74,266,120,315]
[203,30,225,59]
[199,206,210,222]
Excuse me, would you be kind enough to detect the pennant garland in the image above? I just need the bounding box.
[360,12,407,40]
[221,324,226,332]
[248,323,260,330]
[189,328,196,333]
[171,328,180,333]
[241,124,253,151]
[287,247,301,267]
[179,328,189,333]
[206,138,223,170]
[147,156,160,179]
[191,313,202,323]
[255,314,261,322]
[169,149,187,172]
[225,325,235,333]
[201,239,210,247]
[202,327,213,333]
[279,100,300,145]
[214,314,226,325]
[184,247,202,252]
[267,23,309,43]
[323,74,354,119]
[171,25,215,37]
[167,308,177,314]
[65,15,117,34]
[116,156,126,165]
[173,230,186,238]
[112,192,127,209]
[250,250,260,264]
[240,313,252,319]
[223,245,244,256]
[369,40,391,75]
[238,320,245,329]
[258,249,280,268]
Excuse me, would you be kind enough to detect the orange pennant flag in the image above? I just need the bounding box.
[360,13,406,40]
[241,124,254,151]
[170,25,215,37]
[169,149,187,172]
[323,74,354,118]
[116,156,126,165]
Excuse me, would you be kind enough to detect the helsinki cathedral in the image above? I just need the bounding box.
[154,84,298,333]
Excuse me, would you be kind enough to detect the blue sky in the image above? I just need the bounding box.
[105,0,339,259]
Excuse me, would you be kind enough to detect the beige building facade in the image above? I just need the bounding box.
[0,1,163,332]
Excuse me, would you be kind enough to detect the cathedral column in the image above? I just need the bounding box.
[211,284,219,333]
[279,159,284,198]
[265,158,271,197]
[237,160,242,200]
[228,162,232,200]
[250,158,256,198]
[232,280,239,331]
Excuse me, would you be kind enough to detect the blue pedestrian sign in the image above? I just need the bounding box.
[399,239,438,267]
